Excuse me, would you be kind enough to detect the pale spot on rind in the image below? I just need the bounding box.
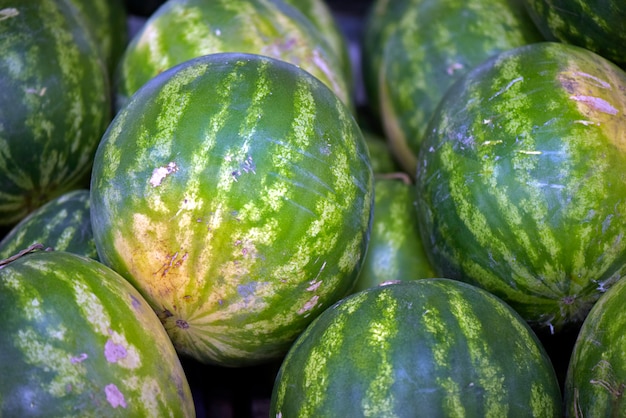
[104,383,127,408]
[149,162,178,187]
[574,71,612,89]
[104,339,128,363]
[306,280,322,291]
[71,353,88,364]
[298,295,319,315]
[569,95,618,115]
[0,8,19,20]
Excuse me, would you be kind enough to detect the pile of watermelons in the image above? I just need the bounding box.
[1,0,626,416]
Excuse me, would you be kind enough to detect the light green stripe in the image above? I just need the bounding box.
[448,289,508,417]
[296,291,369,417]
[362,290,398,417]
[421,303,465,416]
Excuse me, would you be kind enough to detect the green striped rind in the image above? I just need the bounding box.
[271,279,562,417]
[0,250,194,417]
[564,276,626,416]
[92,53,373,366]
[352,177,434,293]
[0,189,97,260]
[377,0,543,174]
[523,0,626,68]
[277,0,352,88]
[0,0,110,226]
[66,0,128,76]
[115,0,352,111]
[415,42,626,332]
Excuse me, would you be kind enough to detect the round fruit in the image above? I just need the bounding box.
[0,0,111,226]
[0,189,97,260]
[91,52,373,366]
[0,248,195,416]
[271,279,562,417]
[415,42,626,332]
[114,0,351,111]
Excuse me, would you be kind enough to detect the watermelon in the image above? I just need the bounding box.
[0,0,111,226]
[0,189,97,261]
[270,279,562,417]
[368,0,543,174]
[114,0,352,112]
[0,248,195,416]
[90,52,373,367]
[352,175,434,293]
[523,0,626,69]
[415,42,626,333]
[66,0,129,77]
[564,273,626,416]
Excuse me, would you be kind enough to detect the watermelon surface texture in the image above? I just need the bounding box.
[523,0,626,69]
[415,42,626,333]
[114,0,352,111]
[0,189,97,260]
[270,279,562,417]
[565,275,626,416]
[352,176,434,293]
[367,0,543,174]
[0,0,111,226]
[66,0,128,77]
[91,52,373,366]
[0,249,195,417]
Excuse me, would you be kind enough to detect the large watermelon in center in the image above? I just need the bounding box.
[90,52,373,367]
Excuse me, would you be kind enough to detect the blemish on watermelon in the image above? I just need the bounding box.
[489,76,524,101]
[569,95,618,115]
[0,8,18,20]
[298,295,319,315]
[149,162,178,187]
[24,87,47,96]
[573,72,612,89]
[104,383,127,408]
[176,319,189,329]
[70,353,88,364]
[104,339,127,363]
[306,280,322,291]
[589,360,625,398]
[446,62,464,76]
[156,251,187,277]
[237,282,257,298]
[130,294,142,309]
